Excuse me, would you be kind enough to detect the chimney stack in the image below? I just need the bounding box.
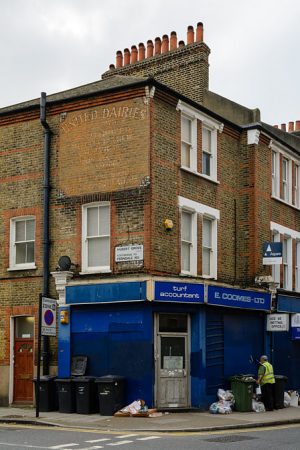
[288,121,294,132]
[281,123,286,132]
[295,121,300,131]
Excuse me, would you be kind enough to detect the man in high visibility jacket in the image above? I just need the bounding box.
[257,355,275,411]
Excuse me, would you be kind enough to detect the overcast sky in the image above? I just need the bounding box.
[1,0,299,126]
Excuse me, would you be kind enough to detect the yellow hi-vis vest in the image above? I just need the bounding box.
[261,362,275,385]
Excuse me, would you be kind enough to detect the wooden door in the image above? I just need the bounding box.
[14,339,34,403]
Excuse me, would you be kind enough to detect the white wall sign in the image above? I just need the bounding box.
[41,297,57,336]
[115,244,144,262]
[267,313,289,332]
[291,313,300,328]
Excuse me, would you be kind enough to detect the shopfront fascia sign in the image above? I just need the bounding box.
[267,314,289,332]
[207,286,272,311]
[115,244,144,262]
[155,281,205,303]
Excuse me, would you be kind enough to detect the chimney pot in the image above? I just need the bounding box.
[155,37,161,55]
[131,45,138,63]
[295,121,300,131]
[288,121,294,132]
[273,124,278,128]
[281,123,286,132]
[162,34,169,53]
[170,31,177,50]
[124,48,130,65]
[116,50,123,68]
[138,42,146,61]
[187,25,194,44]
[109,64,115,70]
[196,22,204,42]
[147,39,154,58]
[178,40,185,48]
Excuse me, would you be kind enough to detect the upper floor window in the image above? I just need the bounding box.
[181,115,196,170]
[82,202,110,273]
[296,241,300,292]
[177,100,223,183]
[272,150,278,196]
[270,143,300,209]
[9,217,35,270]
[179,196,219,278]
[271,221,299,292]
[282,157,289,202]
[202,127,212,177]
[181,210,196,274]
[202,217,212,276]
[294,164,299,208]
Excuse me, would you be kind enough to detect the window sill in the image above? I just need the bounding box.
[271,195,300,211]
[79,269,112,275]
[180,166,219,184]
[7,265,37,272]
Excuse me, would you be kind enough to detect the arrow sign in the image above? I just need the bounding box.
[263,242,282,265]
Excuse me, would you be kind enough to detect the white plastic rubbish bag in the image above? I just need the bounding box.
[252,399,265,413]
[284,392,291,408]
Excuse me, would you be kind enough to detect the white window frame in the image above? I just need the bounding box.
[180,209,197,276]
[272,231,281,285]
[271,221,300,291]
[180,113,197,171]
[177,100,223,183]
[202,125,216,179]
[81,202,111,274]
[296,241,300,292]
[294,164,300,208]
[272,150,279,197]
[282,157,289,202]
[9,216,36,270]
[270,141,299,209]
[179,196,219,279]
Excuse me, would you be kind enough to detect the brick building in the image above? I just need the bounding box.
[0,22,300,408]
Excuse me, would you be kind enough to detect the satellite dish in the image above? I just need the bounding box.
[58,255,72,271]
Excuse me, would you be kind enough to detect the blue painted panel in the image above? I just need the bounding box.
[155,281,204,303]
[66,282,147,304]
[71,305,154,406]
[277,295,300,313]
[291,327,300,340]
[208,286,271,311]
[274,332,300,389]
[223,311,265,384]
[206,312,224,394]
[58,306,71,377]
[190,310,207,409]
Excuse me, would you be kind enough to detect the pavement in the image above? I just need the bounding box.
[1,405,300,432]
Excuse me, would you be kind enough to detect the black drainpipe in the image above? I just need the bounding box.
[40,92,51,375]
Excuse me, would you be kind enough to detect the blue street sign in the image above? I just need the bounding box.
[263,241,282,265]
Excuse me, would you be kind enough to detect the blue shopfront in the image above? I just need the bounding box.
[57,280,271,409]
[273,294,300,390]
